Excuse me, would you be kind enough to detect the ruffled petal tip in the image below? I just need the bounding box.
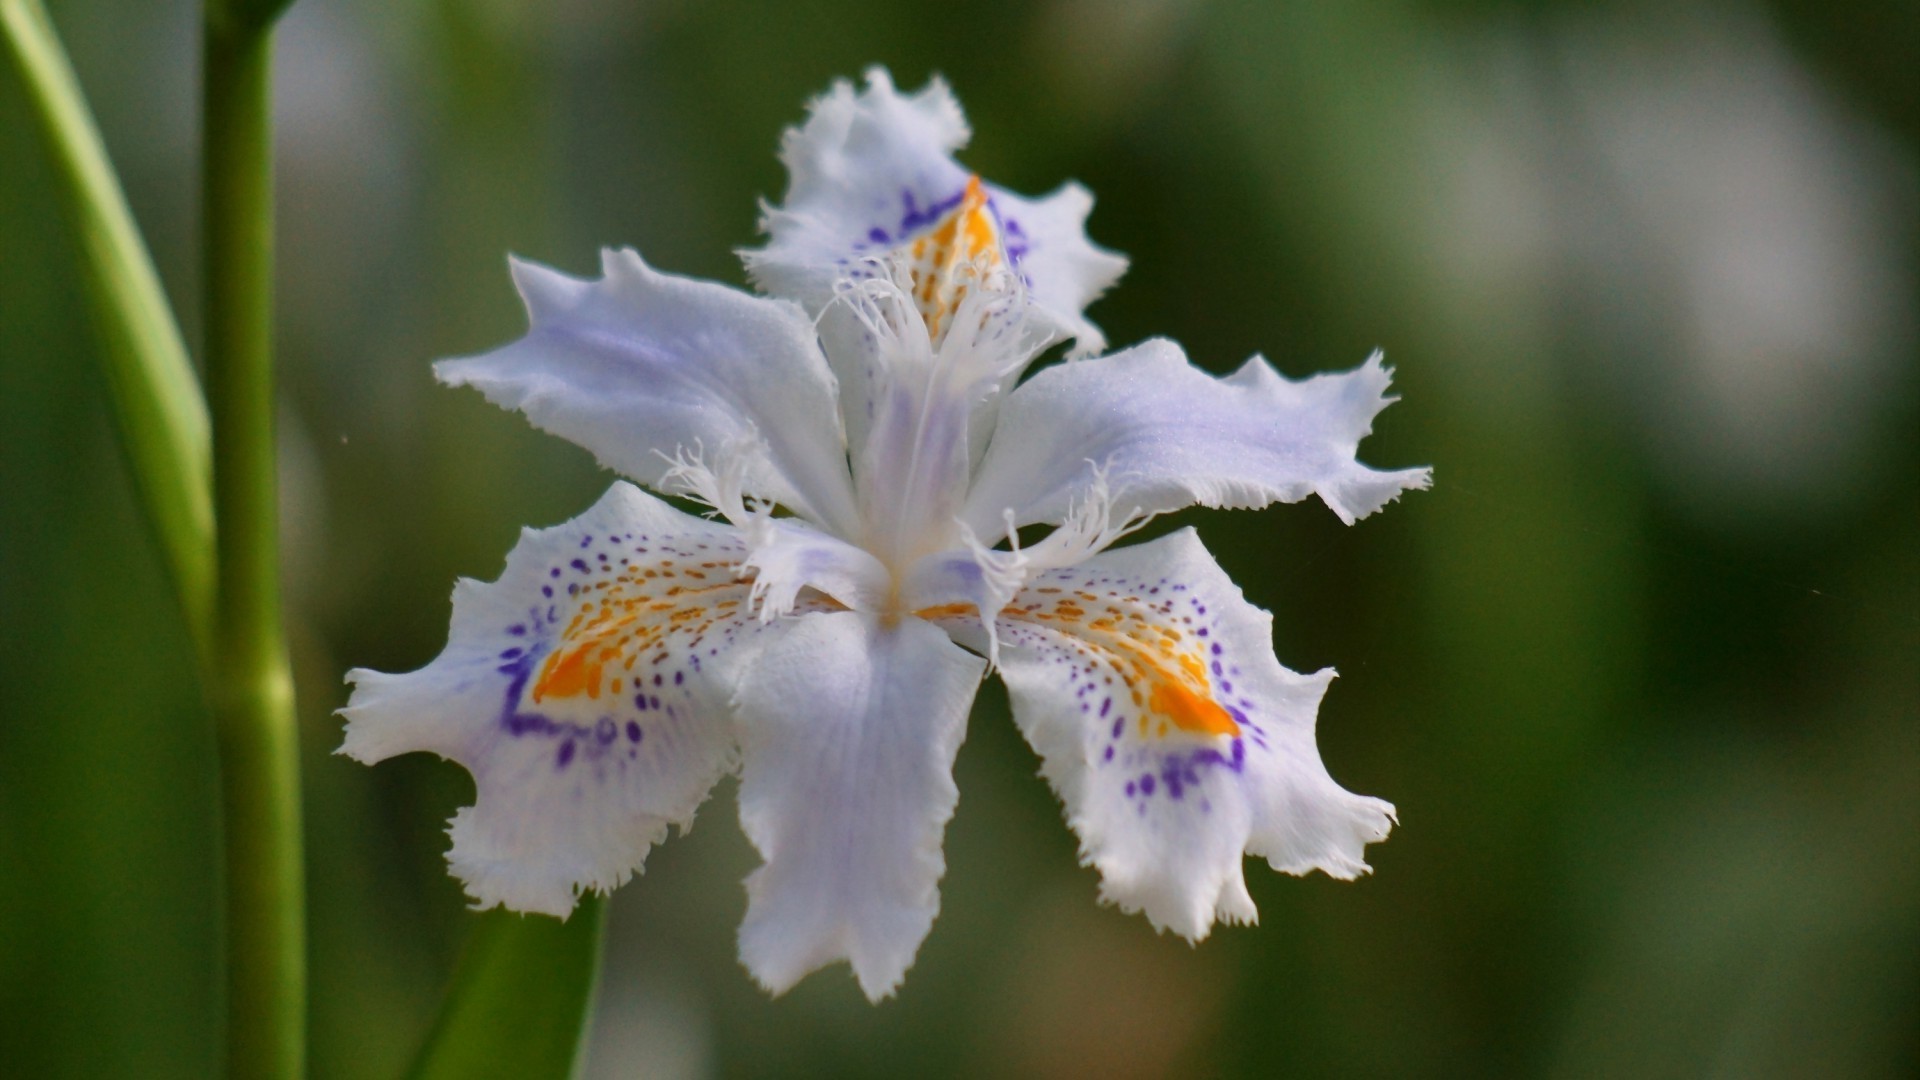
[988,528,1395,942]
[742,67,1123,359]
[964,342,1431,539]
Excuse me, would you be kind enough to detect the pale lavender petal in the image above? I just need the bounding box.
[733,611,985,1000]
[438,250,860,536]
[741,68,1125,454]
[962,343,1431,541]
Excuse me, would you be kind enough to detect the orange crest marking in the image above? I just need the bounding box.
[903,176,1005,344]
[531,573,746,707]
[913,596,1241,740]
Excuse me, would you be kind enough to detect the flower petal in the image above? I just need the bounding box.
[437,249,860,536]
[961,343,1432,542]
[740,68,1125,452]
[340,483,768,917]
[928,528,1394,939]
[746,67,969,314]
[989,179,1128,356]
[733,611,986,1001]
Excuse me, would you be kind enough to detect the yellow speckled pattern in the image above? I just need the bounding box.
[901,175,1004,344]
[917,586,1240,740]
[532,572,747,706]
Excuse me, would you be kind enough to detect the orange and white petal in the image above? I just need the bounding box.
[340,483,769,917]
[741,68,1124,451]
[962,343,1432,544]
[931,528,1394,939]
[733,611,986,1001]
[437,249,860,537]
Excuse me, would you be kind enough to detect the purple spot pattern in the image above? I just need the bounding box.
[837,183,1034,283]
[471,521,774,796]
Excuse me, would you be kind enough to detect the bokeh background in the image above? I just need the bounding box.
[4,0,1917,1076]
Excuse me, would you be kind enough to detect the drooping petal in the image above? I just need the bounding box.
[437,249,860,536]
[927,528,1394,939]
[744,67,969,319]
[961,343,1432,542]
[340,483,770,917]
[740,68,1125,452]
[732,611,987,1001]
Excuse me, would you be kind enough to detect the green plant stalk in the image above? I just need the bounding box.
[1,0,215,666]
[203,11,304,1079]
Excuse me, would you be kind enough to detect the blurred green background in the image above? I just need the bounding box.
[4,0,1917,1076]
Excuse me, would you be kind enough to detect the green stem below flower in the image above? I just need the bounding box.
[204,10,305,1079]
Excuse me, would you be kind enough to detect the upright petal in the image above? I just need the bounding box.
[340,483,768,917]
[733,611,986,1001]
[437,250,860,536]
[927,529,1394,939]
[962,344,1431,542]
[741,68,1125,451]
[745,68,969,320]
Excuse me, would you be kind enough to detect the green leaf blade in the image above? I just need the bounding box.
[411,898,608,1080]
[1,0,215,666]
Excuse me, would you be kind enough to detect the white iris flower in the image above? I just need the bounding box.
[341,69,1430,1001]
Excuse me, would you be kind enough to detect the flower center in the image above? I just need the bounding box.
[845,175,1032,580]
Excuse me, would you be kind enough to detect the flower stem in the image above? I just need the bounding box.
[204,8,304,1078]
[0,0,215,666]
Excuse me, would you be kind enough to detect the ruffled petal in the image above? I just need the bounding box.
[989,180,1128,356]
[744,67,969,320]
[340,483,769,917]
[437,250,860,536]
[733,611,986,1001]
[741,68,1124,453]
[927,529,1394,939]
[961,344,1432,542]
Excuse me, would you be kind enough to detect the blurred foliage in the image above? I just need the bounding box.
[2,0,1916,1076]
